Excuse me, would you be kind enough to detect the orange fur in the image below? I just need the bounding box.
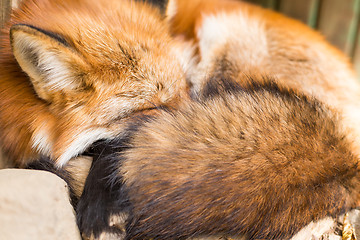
[166,0,360,157]
[118,78,360,239]
[19,1,360,238]
[0,0,190,166]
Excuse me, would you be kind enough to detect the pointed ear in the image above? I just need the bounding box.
[165,0,177,19]
[10,24,87,102]
[139,0,169,15]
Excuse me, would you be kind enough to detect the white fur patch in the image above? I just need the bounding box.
[190,10,268,95]
[12,31,79,100]
[197,11,268,66]
[340,104,360,158]
[97,231,125,240]
[38,51,78,91]
[56,128,113,167]
[31,128,53,155]
[172,39,198,81]
[109,212,128,231]
[166,0,178,20]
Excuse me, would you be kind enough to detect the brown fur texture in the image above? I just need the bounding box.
[166,0,360,157]
[0,0,190,166]
[51,1,360,238]
[4,0,360,239]
[114,79,360,239]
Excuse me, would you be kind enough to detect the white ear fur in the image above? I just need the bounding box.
[55,128,114,167]
[165,0,177,20]
[10,24,84,101]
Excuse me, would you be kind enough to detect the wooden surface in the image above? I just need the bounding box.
[278,0,321,28]
[245,0,360,78]
[0,0,11,28]
[245,0,280,9]
[317,0,360,56]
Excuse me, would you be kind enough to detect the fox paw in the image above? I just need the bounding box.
[76,180,129,240]
[75,138,132,240]
[77,209,128,240]
[82,231,125,240]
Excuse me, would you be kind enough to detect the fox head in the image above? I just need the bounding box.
[5,0,190,166]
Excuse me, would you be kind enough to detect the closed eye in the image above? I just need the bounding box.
[156,82,164,90]
[115,92,138,98]
[111,106,160,123]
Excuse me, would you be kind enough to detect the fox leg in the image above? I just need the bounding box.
[76,138,132,240]
[27,138,133,240]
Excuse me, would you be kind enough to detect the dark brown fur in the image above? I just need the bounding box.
[0,0,189,167]
[77,78,360,240]
[166,0,360,160]
[120,81,360,239]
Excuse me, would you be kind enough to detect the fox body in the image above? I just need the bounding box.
[76,78,360,240]
[166,0,360,155]
[0,0,189,167]
[74,1,360,239]
[4,0,360,239]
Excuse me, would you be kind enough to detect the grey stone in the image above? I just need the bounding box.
[0,169,81,240]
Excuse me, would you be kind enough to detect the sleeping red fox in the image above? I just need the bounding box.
[73,1,360,240]
[76,77,360,240]
[2,0,360,239]
[0,0,190,167]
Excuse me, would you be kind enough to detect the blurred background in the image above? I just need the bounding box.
[244,0,360,78]
[1,0,360,78]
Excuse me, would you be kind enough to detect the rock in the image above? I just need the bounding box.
[0,169,81,240]
[291,217,341,240]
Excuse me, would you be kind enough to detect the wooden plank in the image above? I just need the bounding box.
[0,0,11,28]
[349,0,360,78]
[346,0,360,58]
[307,0,321,28]
[353,47,360,79]
[246,0,320,27]
[278,0,315,25]
[244,0,280,10]
[317,0,357,55]
[264,0,280,9]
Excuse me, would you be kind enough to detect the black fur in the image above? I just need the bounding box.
[13,24,70,47]
[76,115,155,238]
[76,138,131,238]
[136,0,169,14]
[201,75,245,99]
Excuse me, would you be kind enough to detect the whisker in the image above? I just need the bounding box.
[115,92,138,98]
[164,78,180,94]
[144,99,159,110]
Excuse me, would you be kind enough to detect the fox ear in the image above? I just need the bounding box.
[10,24,87,102]
[165,0,176,18]
[139,0,169,14]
